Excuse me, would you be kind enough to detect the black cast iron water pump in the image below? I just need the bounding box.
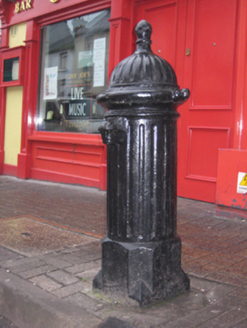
[93,20,190,306]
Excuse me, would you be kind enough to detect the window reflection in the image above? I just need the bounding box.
[36,9,110,133]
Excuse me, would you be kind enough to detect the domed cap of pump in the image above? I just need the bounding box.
[109,20,177,89]
[97,20,189,108]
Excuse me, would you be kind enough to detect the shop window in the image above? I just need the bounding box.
[0,46,25,87]
[3,57,20,82]
[36,9,110,134]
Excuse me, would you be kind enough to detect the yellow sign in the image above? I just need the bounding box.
[50,0,59,2]
[15,0,32,13]
[240,174,247,186]
[237,172,247,193]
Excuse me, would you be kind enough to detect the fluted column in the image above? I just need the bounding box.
[105,112,179,243]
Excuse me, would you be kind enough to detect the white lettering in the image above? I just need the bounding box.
[71,87,84,100]
[68,103,86,116]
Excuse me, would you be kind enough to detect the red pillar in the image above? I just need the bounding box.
[108,0,132,76]
[0,25,9,174]
[232,0,247,150]
[17,20,39,179]
[98,0,133,190]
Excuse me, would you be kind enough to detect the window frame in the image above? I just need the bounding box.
[35,8,111,134]
[0,46,25,87]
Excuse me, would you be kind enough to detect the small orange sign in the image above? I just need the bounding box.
[240,173,247,186]
[237,172,247,193]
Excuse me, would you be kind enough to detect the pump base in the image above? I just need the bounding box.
[93,237,190,306]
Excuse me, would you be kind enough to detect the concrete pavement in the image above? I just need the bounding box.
[0,176,246,327]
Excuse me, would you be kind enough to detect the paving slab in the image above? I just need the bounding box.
[51,281,89,299]
[0,268,101,328]
[0,314,18,328]
[30,274,63,292]
[18,264,56,279]
[47,269,79,285]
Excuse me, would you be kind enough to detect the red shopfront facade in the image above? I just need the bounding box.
[0,0,247,209]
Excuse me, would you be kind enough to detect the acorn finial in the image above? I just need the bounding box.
[135,20,152,50]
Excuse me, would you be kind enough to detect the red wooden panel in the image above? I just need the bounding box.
[32,157,100,180]
[36,147,73,162]
[177,0,237,203]
[136,0,178,67]
[31,140,105,187]
[35,145,102,165]
[31,168,100,188]
[73,152,101,165]
[191,0,237,109]
[186,127,230,181]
